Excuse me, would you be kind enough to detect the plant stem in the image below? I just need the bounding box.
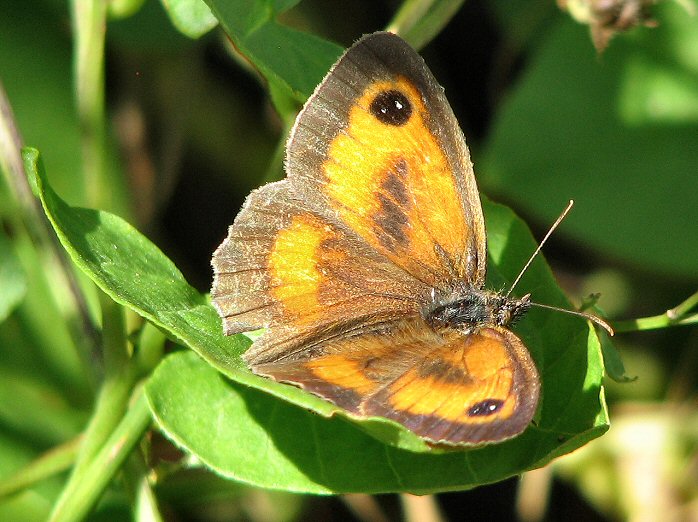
[613,290,698,333]
[48,387,152,522]
[400,493,445,522]
[387,0,466,50]
[0,80,101,382]
[0,437,81,499]
[66,294,130,480]
[123,452,164,522]
[668,289,698,320]
[51,297,163,513]
[101,291,128,371]
[71,0,108,209]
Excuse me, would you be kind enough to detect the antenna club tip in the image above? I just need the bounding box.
[590,315,614,336]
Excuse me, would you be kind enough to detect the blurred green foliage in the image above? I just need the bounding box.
[0,0,696,520]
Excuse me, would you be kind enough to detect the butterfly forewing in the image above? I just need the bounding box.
[212,179,426,361]
[286,32,487,288]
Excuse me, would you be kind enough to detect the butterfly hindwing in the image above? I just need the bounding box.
[253,319,539,445]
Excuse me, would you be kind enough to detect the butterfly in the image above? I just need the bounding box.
[211,31,608,446]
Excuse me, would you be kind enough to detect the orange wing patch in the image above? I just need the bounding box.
[263,210,425,331]
[322,77,470,286]
[267,213,334,322]
[304,355,379,396]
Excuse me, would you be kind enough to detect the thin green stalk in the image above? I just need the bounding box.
[68,294,129,480]
[613,290,698,333]
[48,387,152,522]
[0,80,101,382]
[54,304,165,512]
[123,452,164,522]
[0,437,81,499]
[668,289,698,320]
[387,0,466,50]
[71,0,108,209]
[133,321,166,375]
[613,313,698,332]
[101,292,128,371]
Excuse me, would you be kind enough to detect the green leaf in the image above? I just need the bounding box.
[0,231,26,322]
[599,331,636,383]
[481,4,698,278]
[389,0,467,51]
[26,146,607,492]
[147,341,606,494]
[23,148,215,351]
[159,0,218,39]
[203,0,343,101]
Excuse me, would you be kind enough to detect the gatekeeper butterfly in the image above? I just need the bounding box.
[211,31,610,446]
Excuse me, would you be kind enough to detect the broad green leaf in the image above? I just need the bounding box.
[22,147,427,452]
[159,0,218,39]
[482,4,698,278]
[147,340,606,494]
[26,146,607,491]
[599,331,636,383]
[0,231,26,322]
[203,0,343,101]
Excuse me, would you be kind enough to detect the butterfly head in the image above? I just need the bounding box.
[426,285,531,331]
[493,292,531,327]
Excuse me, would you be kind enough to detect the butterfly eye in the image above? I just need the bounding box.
[467,399,504,417]
[369,89,412,126]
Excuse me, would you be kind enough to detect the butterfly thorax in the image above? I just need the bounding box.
[426,285,531,332]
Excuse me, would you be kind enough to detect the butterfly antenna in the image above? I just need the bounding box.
[506,200,575,298]
[505,200,615,336]
[528,301,614,336]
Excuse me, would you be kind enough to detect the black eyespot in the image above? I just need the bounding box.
[467,399,504,417]
[369,90,412,126]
